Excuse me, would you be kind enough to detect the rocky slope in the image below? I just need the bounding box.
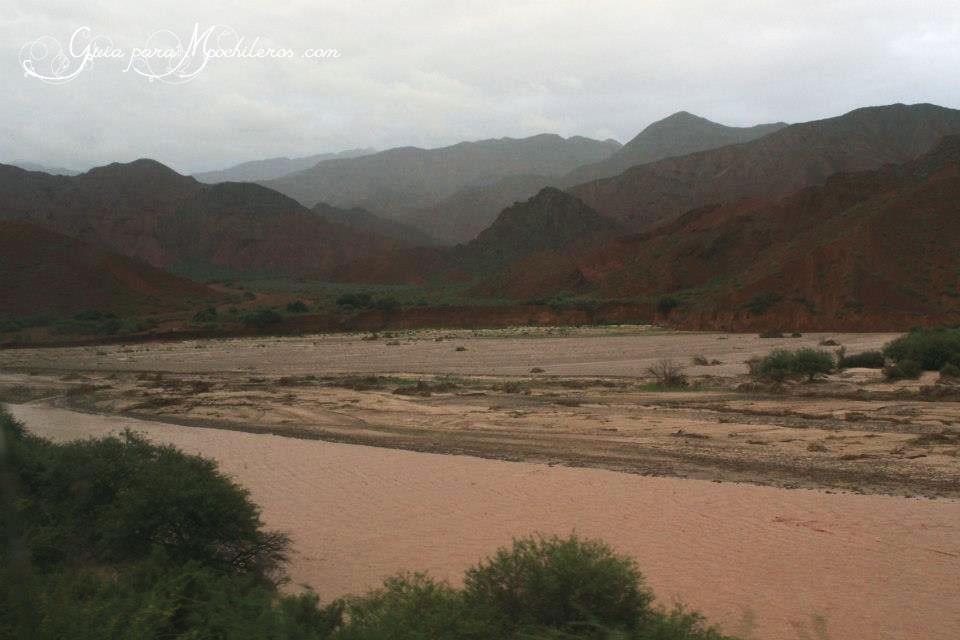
[0,160,402,278]
[0,221,217,317]
[569,103,960,230]
[311,201,438,246]
[330,188,616,284]
[388,114,785,245]
[397,174,556,244]
[482,135,960,329]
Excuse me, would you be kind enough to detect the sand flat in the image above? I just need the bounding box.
[9,403,958,640]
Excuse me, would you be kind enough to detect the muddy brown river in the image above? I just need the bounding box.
[8,403,958,640]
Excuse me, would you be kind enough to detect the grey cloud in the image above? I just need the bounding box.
[3,0,959,173]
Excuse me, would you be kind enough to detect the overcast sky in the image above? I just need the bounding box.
[4,1,960,174]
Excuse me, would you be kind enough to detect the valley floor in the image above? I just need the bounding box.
[1,326,957,498]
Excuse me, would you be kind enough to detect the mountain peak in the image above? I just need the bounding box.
[562,112,788,185]
[658,110,709,123]
[83,158,187,181]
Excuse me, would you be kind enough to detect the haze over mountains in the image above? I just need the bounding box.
[6,161,80,176]
[259,114,794,244]
[260,134,620,243]
[192,148,376,183]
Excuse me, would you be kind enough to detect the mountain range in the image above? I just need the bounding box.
[192,148,376,183]
[479,134,960,328]
[570,103,960,230]
[5,102,960,330]
[260,115,792,245]
[6,161,80,176]
[260,134,621,243]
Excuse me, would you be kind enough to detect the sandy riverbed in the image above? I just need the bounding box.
[8,403,959,640]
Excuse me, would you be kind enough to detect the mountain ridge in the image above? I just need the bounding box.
[0,160,404,279]
[563,111,788,185]
[568,102,960,230]
[193,148,376,183]
[259,134,621,222]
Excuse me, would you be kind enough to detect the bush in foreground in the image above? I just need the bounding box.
[749,349,834,382]
[1,409,736,640]
[464,534,653,635]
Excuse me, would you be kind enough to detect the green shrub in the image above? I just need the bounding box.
[335,574,480,640]
[751,349,834,382]
[463,534,654,634]
[657,297,679,317]
[375,297,400,313]
[0,409,337,640]
[742,292,782,316]
[337,293,374,309]
[838,350,885,369]
[4,425,288,577]
[883,359,922,380]
[332,535,736,640]
[758,331,783,339]
[193,307,218,322]
[242,308,283,329]
[52,315,124,336]
[287,300,310,313]
[883,326,960,370]
[941,362,960,379]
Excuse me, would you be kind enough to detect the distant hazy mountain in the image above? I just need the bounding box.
[0,159,404,278]
[395,116,788,244]
[562,112,787,185]
[311,201,438,246]
[398,174,556,244]
[260,134,621,215]
[330,188,618,284]
[193,148,376,183]
[569,103,960,230]
[8,161,80,176]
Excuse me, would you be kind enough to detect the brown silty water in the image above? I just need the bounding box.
[9,404,959,640]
